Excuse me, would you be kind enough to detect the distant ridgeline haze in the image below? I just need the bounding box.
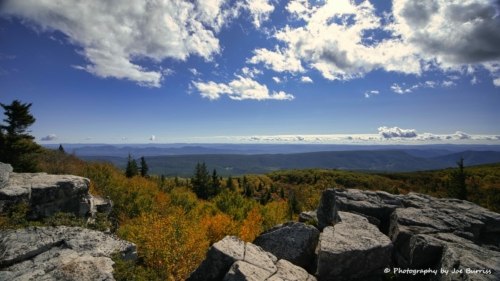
[44,144,500,177]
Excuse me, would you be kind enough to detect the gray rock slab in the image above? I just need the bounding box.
[267,259,317,281]
[244,243,277,274]
[186,236,245,281]
[317,212,393,281]
[0,226,137,281]
[254,222,320,269]
[0,162,13,188]
[223,261,274,281]
[316,188,404,231]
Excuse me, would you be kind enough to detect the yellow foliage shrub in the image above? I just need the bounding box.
[200,213,238,246]
[238,207,264,242]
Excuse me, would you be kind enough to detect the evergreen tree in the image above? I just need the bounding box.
[139,156,149,177]
[125,153,139,178]
[58,144,65,154]
[447,157,468,200]
[280,187,285,199]
[174,175,180,186]
[191,162,211,200]
[226,175,235,191]
[211,168,221,197]
[0,100,43,172]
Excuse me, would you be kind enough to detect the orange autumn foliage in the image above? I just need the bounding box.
[238,207,264,242]
[200,213,238,245]
[120,207,209,280]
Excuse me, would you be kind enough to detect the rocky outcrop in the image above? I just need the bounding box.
[317,188,500,280]
[0,162,109,221]
[316,212,392,281]
[254,222,320,270]
[191,188,500,281]
[0,226,137,281]
[187,236,316,281]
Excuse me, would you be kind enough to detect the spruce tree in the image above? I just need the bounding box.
[139,156,149,177]
[58,144,65,153]
[0,100,43,172]
[447,157,468,200]
[125,153,139,178]
[211,168,221,197]
[191,162,211,200]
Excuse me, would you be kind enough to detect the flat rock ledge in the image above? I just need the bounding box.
[0,162,111,221]
[0,226,137,281]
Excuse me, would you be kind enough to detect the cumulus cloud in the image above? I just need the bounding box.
[243,0,275,28]
[494,77,500,87]
[150,135,156,141]
[246,0,500,84]
[300,76,313,83]
[41,134,58,141]
[162,68,175,76]
[441,80,455,87]
[471,76,479,84]
[364,90,379,98]
[192,75,294,100]
[378,126,418,138]
[1,0,239,87]
[272,77,281,83]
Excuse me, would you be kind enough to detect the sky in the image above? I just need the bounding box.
[1,0,499,145]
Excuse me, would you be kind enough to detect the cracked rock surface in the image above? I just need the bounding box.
[0,226,137,281]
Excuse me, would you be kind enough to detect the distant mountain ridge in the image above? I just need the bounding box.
[79,150,500,177]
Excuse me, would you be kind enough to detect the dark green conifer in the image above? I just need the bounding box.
[0,100,43,172]
[139,156,149,177]
[125,153,139,178]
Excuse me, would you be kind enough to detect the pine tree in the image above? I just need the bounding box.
[211,168,221,197]
[447,157,468,200]
[58,144,65,154]
[191,162,211,200]
[140,156,149,177]
[0,100,43,172]
[125,153,139,178]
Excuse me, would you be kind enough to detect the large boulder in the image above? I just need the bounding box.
[0,162,106,221]
[316,188,404,232]
[188,235,316,281]
[0,226,137,281]
[186,236,246,281]
[253,222,320,270]
[316,212,393,281]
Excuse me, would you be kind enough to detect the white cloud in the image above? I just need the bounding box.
[441,80,455,87]
[1,0,237,87]
[162,68,175,76]
[272,77,281,83]
[247,45,305,73]
[192,75,294,100]
[41,134,58,141]
[300,76,313,83]
[85,137,93,140]
[390,84,404,94]
[471,76,478,85]
[189,68,200,75]
[241,67,263,78]
[122,137,128,141]
[364,90,379,98]
[150,135,156,141]
[243,0,275,28]
[424,81,436,88]
[452,131,471,140]
[448,75,460,80]
[378,126,418,138]
[246,0,500,84]
[494,77,500,87]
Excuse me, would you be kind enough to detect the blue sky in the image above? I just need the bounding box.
[1,0,499,145]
